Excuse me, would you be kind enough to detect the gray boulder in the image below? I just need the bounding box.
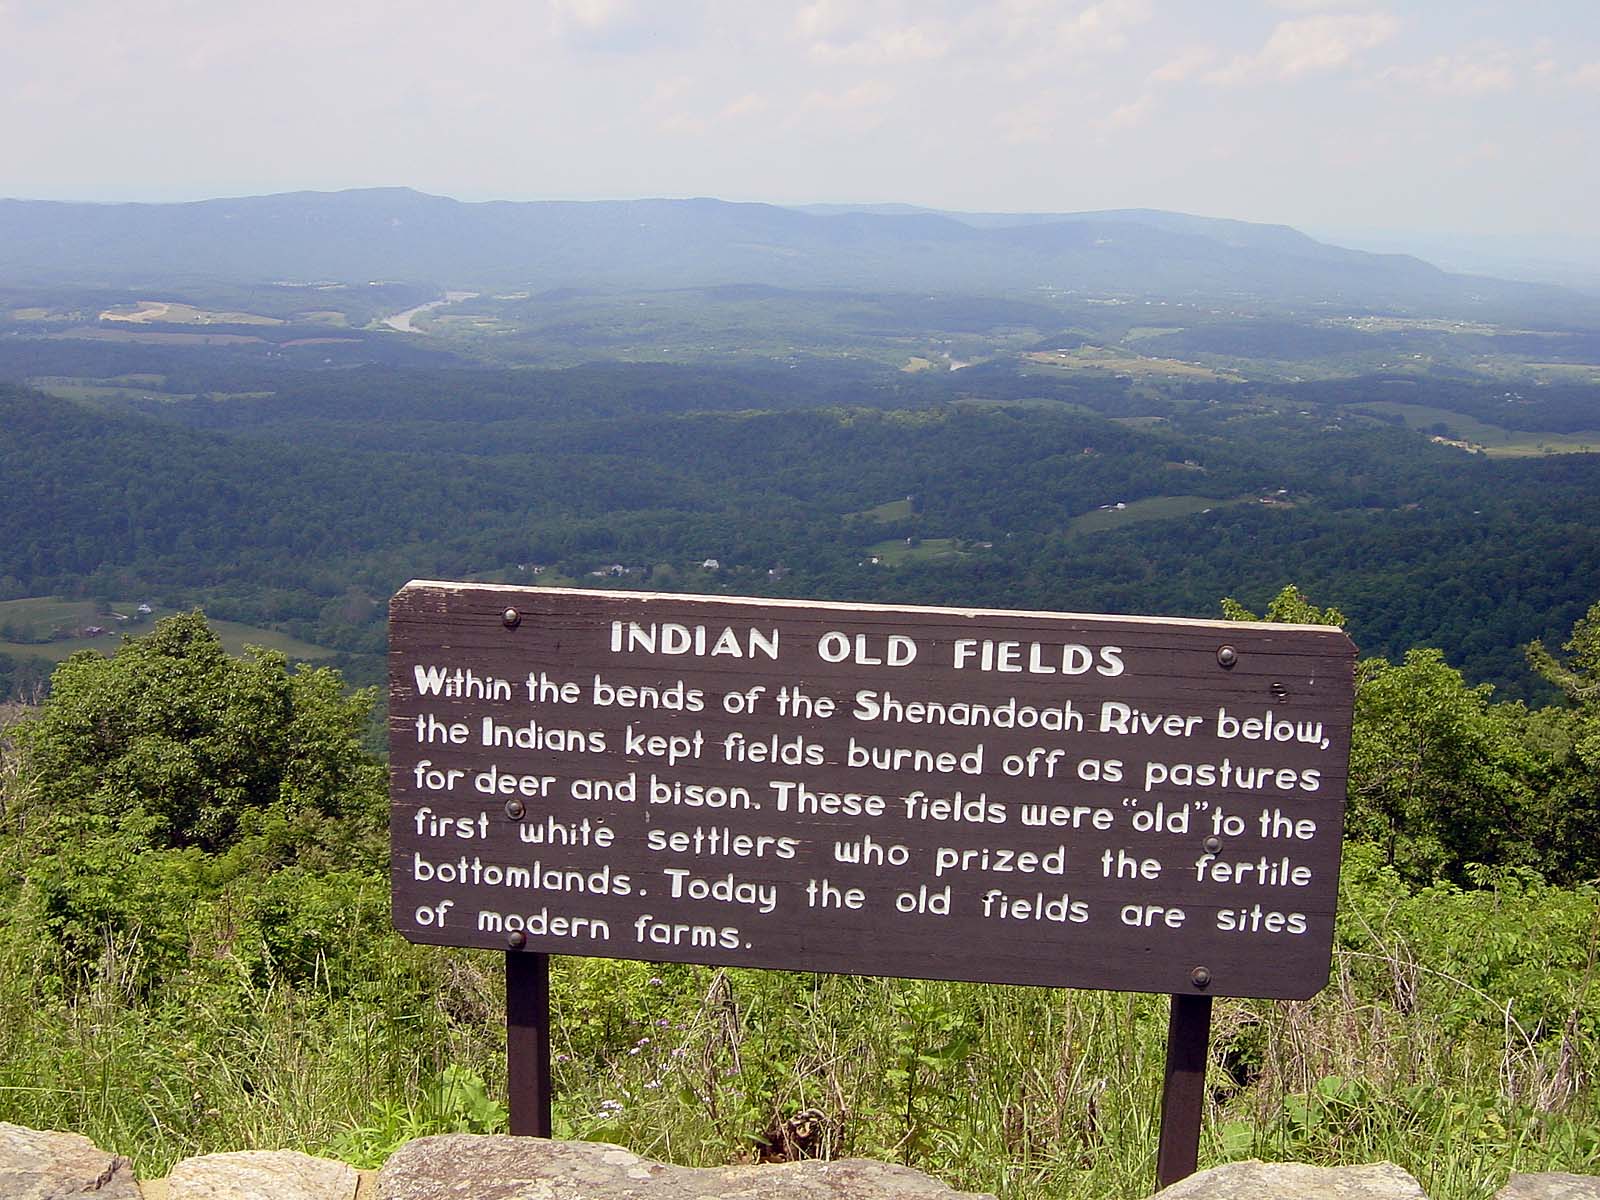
[376,1135,994,1200]
[1496,1175,1600,1200]
[0,1121,140,1198]
[1154,1160,1428,1199]
[163,1148,359,1199]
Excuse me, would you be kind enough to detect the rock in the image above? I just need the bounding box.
[1497,1175,1600,1200]
[376,1135,994,1200]
[165,1149,358,1200]
[1154,1160,1429,1199]
[0,1122,141,1198]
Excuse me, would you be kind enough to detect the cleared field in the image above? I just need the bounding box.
[848,498,915,522]
[1021,348,1242,382]
[46,328,267,345]
[1068,494,1235,535]
[29,376,195,402]
[28,377,272,404]
[99,301,283,326]
[0,598,337,664]
[863,537,962,565]
[1351,401,1600,457]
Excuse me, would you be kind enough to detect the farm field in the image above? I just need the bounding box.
[1351,401,1600,456]
[848,497,916,522]
[863,537,964,566]
[0,597,337,664]
[1067,494,1240,535]
[27,376,273,404]
[98,300,284,326]
[1022,347,1244,382]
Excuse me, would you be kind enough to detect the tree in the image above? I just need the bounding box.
[1521,601,1600,882]
[1221,583,1346,628]
[9,610,383,864]
[1345,649,1533,883]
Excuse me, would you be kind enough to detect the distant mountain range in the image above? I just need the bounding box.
[2,187,1591,320]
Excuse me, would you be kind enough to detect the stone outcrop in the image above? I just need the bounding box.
[375,1135,995,1200]
[3,1122,1599,1200]
[0,1121,141,1198]
[162,1149,360,1199]
[1497,1175,1600,1200]
[1154,1160,1429,1199]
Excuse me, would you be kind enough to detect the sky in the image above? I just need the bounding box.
[3,0,1598,240]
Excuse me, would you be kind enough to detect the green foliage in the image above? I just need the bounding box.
[0,600,1598,1198]
[328,1065,508,1168]
[1347,650,1533,883]
[1221,583,1346,628]
[1520,604,1600,882]
[8,610,383,863]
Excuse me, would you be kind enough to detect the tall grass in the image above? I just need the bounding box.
[0,855,1592,1196]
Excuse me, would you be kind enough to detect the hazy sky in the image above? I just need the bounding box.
[4,0,1597,237]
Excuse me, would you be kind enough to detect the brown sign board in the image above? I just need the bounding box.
[390,582,1356,1000]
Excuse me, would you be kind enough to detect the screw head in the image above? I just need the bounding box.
[1203,835,1222,854]
[1217,645,1238,669]
[1271,680,1290,702]
[502,607,522,629]
[505,799,526,820]
[1191,966,1212,989]
[507,931,527,950]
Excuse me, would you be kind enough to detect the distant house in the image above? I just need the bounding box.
[137,603,153,615]
[701,558,721,570]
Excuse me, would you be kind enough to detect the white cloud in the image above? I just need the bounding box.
[1056,0,1152,55]
[806,22,950,64]
[793,1,949,64]
[801,79,895,113]
[719,92,768,120]
[548,0,684,52]
[1572,60,1600,90]
[1264,0,1383,10]
[1208,11,1399,84]
[1103,92,1155,129]
[1151,45,1216,84]
[1381,53,1515,96]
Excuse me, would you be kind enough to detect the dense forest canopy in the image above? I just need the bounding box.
[3,352,1597,701]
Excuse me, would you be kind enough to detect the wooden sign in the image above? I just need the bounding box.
[390,582,1356,1000]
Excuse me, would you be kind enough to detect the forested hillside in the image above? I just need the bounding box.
[5,354,1599,699]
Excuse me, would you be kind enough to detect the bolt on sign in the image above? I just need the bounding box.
[390,583,1356,1000]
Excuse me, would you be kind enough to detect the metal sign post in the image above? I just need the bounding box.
[505,951,553,1137]
[1156,992,1214,1189]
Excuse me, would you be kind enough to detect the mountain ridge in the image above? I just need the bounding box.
[1,187,1589,321]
